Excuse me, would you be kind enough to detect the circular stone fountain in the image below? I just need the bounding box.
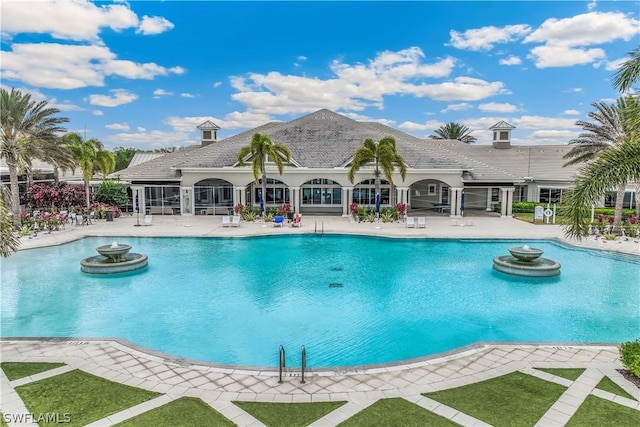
[81,242,148,274]
[493,245,560,277]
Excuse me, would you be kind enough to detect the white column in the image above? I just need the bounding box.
[505,187,515,217]
[486,188,493,211]
[397,187,409,205]
[450,187,463,217]
[234,186,244,209]
[342,187,353,216]
[291,187,301,214]
[500,187,513,217]
[180,186,192,215]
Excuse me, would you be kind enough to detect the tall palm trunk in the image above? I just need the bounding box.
[85,182,91,208]
[261,165,267,216]
[613,184,625,234]
[6,156,21,229]
[636,183,640,217]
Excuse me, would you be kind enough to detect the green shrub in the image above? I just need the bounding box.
[512,202,537,213]
[620,339,640,378]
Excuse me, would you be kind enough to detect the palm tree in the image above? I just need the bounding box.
[563,137,640,239]
[428,122,477,143]
[0,88,71,229]
[63,133,116,208]
[236,133,291,214]
[347,137,408,200]
[0,185,20,257]
[563,97,635,232]
[613,46,640,93]
[613,45,640,215]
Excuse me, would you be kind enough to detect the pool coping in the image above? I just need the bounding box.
[0,337,621,376]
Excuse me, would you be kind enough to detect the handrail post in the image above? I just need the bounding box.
[300,345,306,384]
[278,345,285,384]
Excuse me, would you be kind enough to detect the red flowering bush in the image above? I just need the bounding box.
[26,183,85,209]
[234,203,244,214]
[350,202,359,217]
[396,203,407,216]
[277,203,291,215]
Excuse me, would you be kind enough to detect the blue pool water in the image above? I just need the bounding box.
[1,235,639,368]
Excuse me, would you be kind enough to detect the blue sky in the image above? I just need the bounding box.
[1,0,638,150]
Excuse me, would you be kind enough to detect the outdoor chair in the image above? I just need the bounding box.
[291,214,302,227]
[273,215,284,227]
[231,215,241,227]
[143,214,153,226]
[406,217,415,228]
[417,217,426,228]
[221,216,231,227]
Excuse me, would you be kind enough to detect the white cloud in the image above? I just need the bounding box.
[513,115,578,130]
[499,55,522,66]
[181,93,195,98]
[105,130,197,148]
[523,12,640,68]
[567,87,583,93]
[92,110,103,116]
[229,47,500,116]
[297,55,307,62]
[563,109,580,115]
[213,82,222,88]
[441,103,472,113]
[527,45,605,68]
[153,88,173,98]
[604,58,626,72]
[137,126,146,132]
[106,123,130,131]
[524,12,639,47]
[587,1,597,12]
[89,89,138,107]
[478,102,518,113]
[1,43,184,89]
[449,24,531,51]
[0,0,138,42]
[530,130,580,140]
[136,15,174,35]
[398,120,445,132]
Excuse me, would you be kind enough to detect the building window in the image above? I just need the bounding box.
[202,130,212,140]
[428,184,437,195]
[352,180,390,205]
[499,131,509,140]
[515,185,527,202]
[301,179,341,205]
[539,188,564,204]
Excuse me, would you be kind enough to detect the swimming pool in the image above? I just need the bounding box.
[1,235,638,368]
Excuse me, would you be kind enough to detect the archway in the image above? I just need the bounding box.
[194,178,234,215]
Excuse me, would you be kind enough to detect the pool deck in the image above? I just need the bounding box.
[2,214,639,426]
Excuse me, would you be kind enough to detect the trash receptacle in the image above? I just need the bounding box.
[106,210,114,222]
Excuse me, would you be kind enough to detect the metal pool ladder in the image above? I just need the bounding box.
[314,221,324,235]
[277,345,306,384]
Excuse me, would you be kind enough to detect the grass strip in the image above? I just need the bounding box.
[595,376,637,401]
[116,397,235,427]
[424,371,566,427]
[535,368,585,382]
[15,369,160,427]
[234,401,346,427]
[338,398,459,427]
[1,362,66,381]
[566,395,640,427]
[1,413,7,427]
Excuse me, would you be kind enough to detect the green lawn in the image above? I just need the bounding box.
[596,376,637,401]
[1,362,66,381]
[338,398,459,427]
[424,372,567,427]
[15,369,160,427]
[234,401,346,427]
[566,395,640,427]
[116,397,235,427]
[535,367,585,381]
